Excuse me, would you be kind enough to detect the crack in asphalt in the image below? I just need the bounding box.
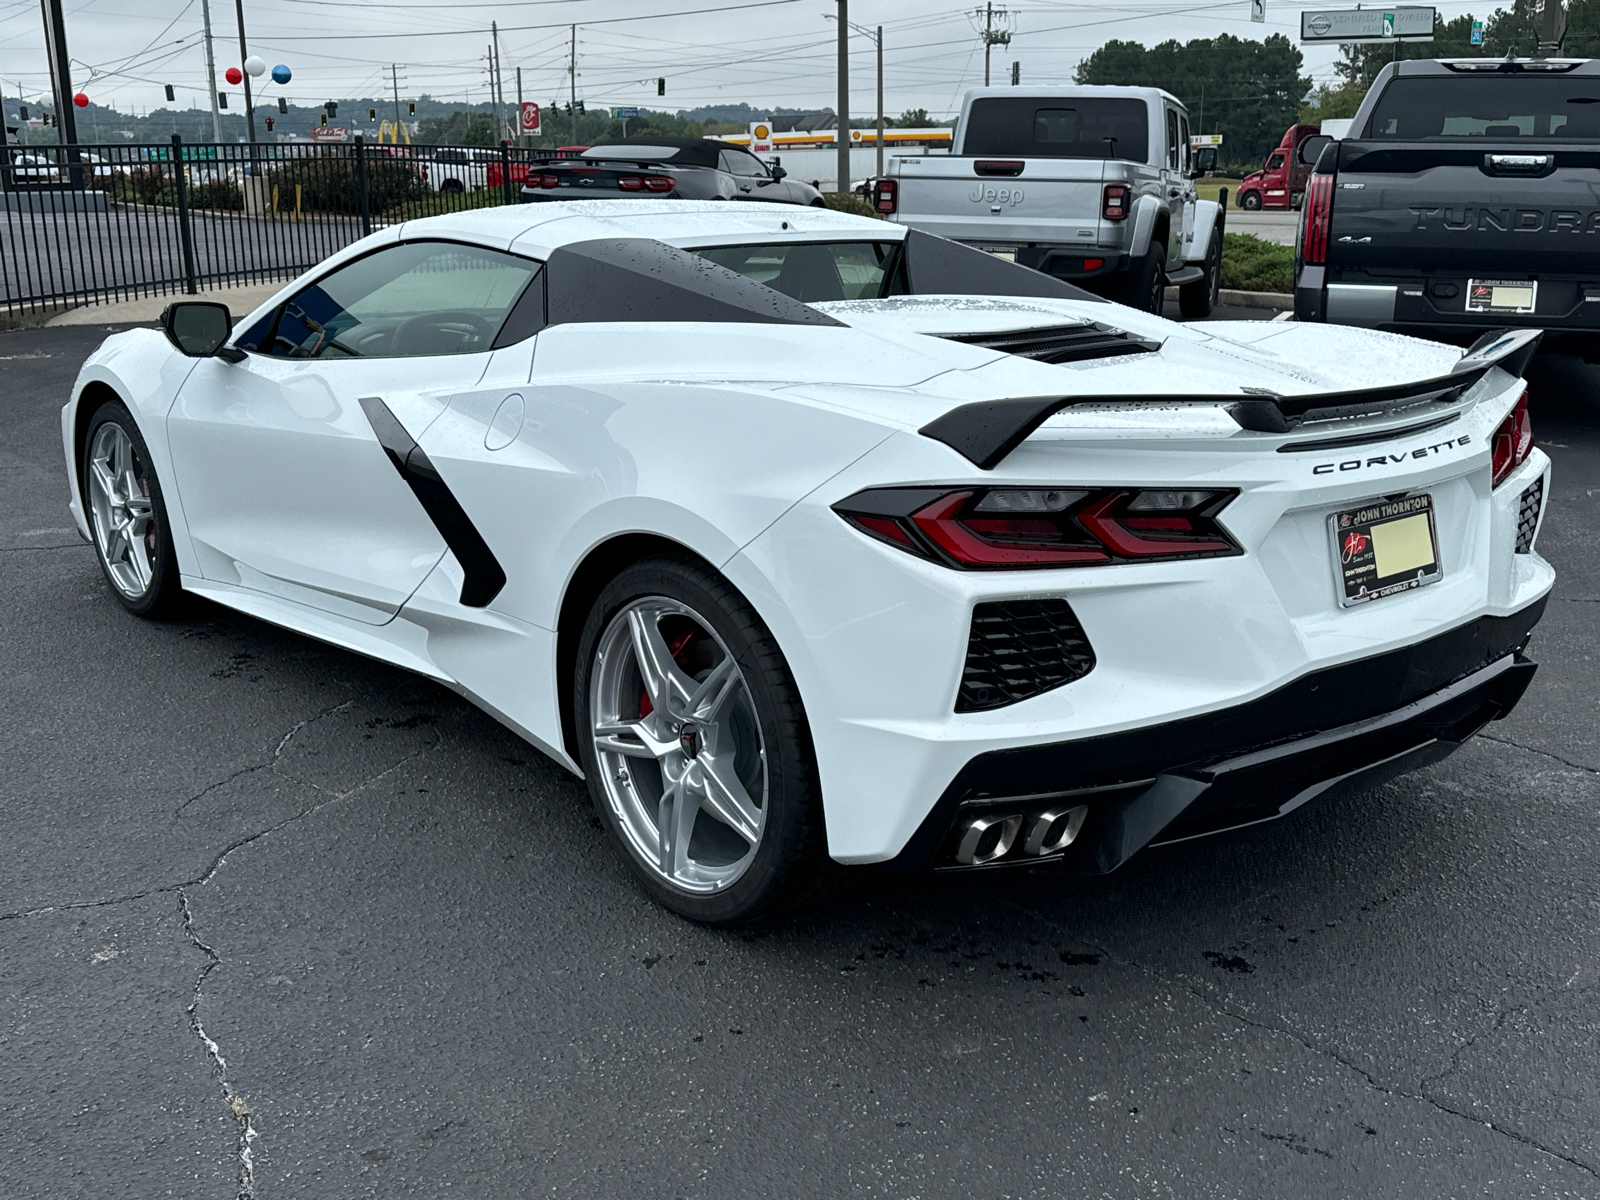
[180,890,258,1200]
[1480,733,1600,778]
[1007,901,1600,1181]
[0,542,90,552]
[173,702,355,816]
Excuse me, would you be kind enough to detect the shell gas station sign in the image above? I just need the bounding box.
[749,121,773,152]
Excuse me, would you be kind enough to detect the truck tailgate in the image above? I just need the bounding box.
[1330,142,1600,274]
[894,156,1107,244]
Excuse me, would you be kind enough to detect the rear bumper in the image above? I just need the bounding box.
[1298,270,1600,345]
[887,598,1546,873]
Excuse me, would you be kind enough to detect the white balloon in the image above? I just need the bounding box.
[244,55,266,77]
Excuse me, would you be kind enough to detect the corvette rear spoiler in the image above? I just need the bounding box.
[919,327,1542,470]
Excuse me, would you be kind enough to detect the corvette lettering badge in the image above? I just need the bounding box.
[1313,433,1471,474]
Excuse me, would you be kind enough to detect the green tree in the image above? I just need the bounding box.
[1075,33,1310,174]
[894,107,931,127]
[416,111,498,146]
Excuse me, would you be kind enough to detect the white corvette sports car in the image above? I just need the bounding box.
[63,201,1552,923]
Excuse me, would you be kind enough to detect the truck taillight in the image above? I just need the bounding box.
[1102,183,1129,221]
[1301,171,1335,265]
[874,178,897,214]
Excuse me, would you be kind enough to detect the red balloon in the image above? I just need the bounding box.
[72,92,88,107]
[224,66,243,85]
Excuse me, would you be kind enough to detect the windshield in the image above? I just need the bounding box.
[963,97,1149,160]
[694,242,896,302]
[1367,76,1600,139]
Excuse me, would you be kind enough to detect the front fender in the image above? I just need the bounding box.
[1185,199,1223,264]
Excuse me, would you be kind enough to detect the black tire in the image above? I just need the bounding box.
[439,179,465,195]
[574,554,830,925]
[1116,244,1167,314]
[1178,223,1223,320]
[1238,190,1262,211]
[81,400,184,618]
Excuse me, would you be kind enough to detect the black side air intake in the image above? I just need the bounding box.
[1515,477,1544,553]
[957,599,1096,712]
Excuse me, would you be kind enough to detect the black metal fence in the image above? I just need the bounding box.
[0,137,555,316]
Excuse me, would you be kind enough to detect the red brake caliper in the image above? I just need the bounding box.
[639,630,696,718]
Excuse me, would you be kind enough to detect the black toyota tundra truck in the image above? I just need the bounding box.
[1295,56,1600,351]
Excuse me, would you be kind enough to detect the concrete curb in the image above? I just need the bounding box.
[1219,288,1292,311]
[44,280,290,328]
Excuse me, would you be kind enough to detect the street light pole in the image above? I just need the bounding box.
[835,0,849,194]
[875,24,883,179]
[232,0,256,142]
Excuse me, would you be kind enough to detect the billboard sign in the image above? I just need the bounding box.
[1301,6,1434,42]
[611,106,639,119]
[309,125,348,143]
[520,102,540,134]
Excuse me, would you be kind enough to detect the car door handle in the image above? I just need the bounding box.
[1168,187,1181,198]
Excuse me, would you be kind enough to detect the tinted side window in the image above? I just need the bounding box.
[1179,114,1190,170]
[1367,76,1600,140]
[1266,153,1284,169]
[718,149,767,177]
[267,241,540,359]
[964,98,1149,161]
[1166,108,1179,169]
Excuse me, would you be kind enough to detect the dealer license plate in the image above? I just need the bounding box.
[981,246,1018,262]
[1466,278,1537,314]
[1329,493,1442,607]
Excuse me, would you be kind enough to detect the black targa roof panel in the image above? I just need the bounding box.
[544,238,845,328]
[579,136,726,167]
[889,230,1105,304]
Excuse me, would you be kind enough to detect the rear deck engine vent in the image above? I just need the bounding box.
[941,322,1161,366]
[957,599,1096,712]
[1515,476,1544,553]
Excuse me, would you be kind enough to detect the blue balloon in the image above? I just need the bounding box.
[270,64,291,85]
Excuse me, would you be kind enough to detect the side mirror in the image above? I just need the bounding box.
[1298,134,1332,167]
[771,164,787,180]
[1189,145,1217,178]
[162,301,241,360]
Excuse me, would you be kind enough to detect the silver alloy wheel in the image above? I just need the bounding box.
[589,597,768,893]
[86,422,157,600]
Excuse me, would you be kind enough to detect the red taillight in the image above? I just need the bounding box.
[1102,183,1129,221]
[1083,258,1103,270]
[874,178,897,214]
[527,172,559,189]
[1300,171,1335,265]
[834,487,1239,570]
[644,175,674,192]
[1491,389,1533,487]
[616,175,644,191]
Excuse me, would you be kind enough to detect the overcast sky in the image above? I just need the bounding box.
[0,0,1494,121]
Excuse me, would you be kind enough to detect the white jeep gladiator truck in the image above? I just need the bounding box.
[874,86,1224,315]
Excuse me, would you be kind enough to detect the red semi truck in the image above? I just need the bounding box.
[1235,123,1323,211]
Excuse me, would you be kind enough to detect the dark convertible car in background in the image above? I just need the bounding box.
[520,136,823,206]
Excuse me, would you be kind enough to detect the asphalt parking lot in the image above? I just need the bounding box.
[3,320,1597,1199]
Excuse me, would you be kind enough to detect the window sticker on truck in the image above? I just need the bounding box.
[1466,279,1537,314]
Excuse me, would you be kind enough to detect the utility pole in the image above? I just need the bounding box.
[835,0,849,194]
[232,0,256,142]
[391,63,401,128]
[491,21,508,140]
[39,0,79,146]
[981,3,1011,87]
[200,0,222,142]
[875,24,883,179]
[569,24,578,144]
[1538,0,1566,55]
[516,66,525,146]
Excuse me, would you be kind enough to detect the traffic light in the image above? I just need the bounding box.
[320,112,328,127]
[657,77,666,96]
[218,93,228,108]
[18,105,27,120]
[575,99,585,114]
[278,96,287,114]
[407,101,415,116]
[1010,61,1020,85]
[325,100,337,117]
[264,116,275,132]
[368,107,377,121]
[164,84,175,102]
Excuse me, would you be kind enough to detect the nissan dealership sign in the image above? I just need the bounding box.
[1301,6,1435,42]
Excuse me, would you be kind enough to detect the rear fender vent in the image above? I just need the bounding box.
[941,322,1162,365]
[1515,476,1544,553]
[958,599,1096,712]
